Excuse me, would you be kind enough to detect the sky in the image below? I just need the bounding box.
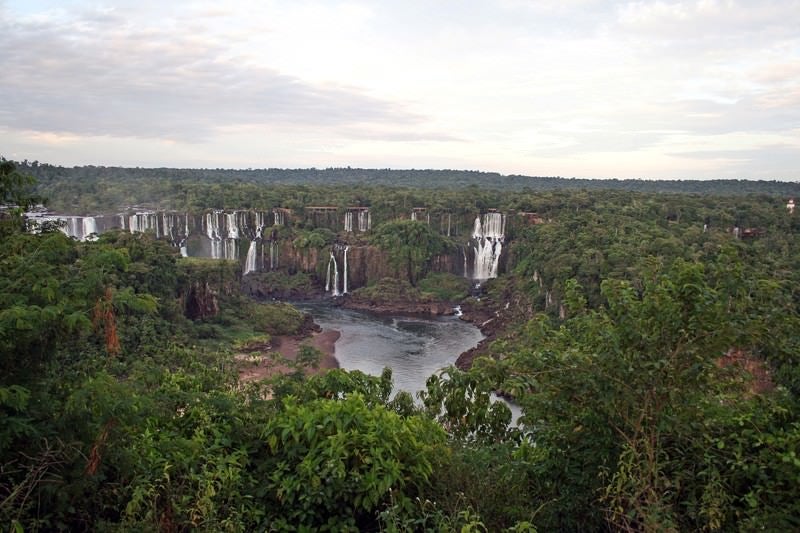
[0,0,798,179]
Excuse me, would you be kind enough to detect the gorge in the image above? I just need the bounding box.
[25,206,519,296]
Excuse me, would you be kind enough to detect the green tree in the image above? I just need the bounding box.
[371,220,450,285]
[500,258,799,530]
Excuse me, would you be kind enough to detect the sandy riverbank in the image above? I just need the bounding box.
[238,329,340,383]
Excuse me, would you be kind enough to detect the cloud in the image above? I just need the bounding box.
[616,1,800,42]
[667,143,800,178]
[0,5,424,142]
[1,0,798,179]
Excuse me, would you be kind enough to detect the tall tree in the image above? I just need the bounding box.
[371,220,450,285]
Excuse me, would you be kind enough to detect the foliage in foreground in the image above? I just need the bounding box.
[3,160,800,531]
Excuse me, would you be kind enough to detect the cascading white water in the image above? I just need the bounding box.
[226,212,239,239]
[205,211,223,259]
[244,240,257,274]
[57,216,97,241]
[63,217,82,240]
[223,238,237,260]
[179,213,189,256]
[326,251,340,296]
[343,246,349,294]
[359,210,370,232]
[471,213,505,280]
[220,212,240,260]
[325,254,332,291]
[82,217,97,241]
[255,212,266,238]
[243,211,267,274]
[161,213,183,241]
[345,210,370,232]
[128,212,158,234]
[273,209,285,226]
[269,241,278,270]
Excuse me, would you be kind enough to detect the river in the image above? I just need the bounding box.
[296,303,483,397]
[296,302,523,423]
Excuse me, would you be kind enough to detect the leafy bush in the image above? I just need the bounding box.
[246,301,305,335]
[418,272,470,302]
[256,394,447,530]
[350,278,429,303]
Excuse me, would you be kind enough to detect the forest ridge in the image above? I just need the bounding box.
[19,161,800,198]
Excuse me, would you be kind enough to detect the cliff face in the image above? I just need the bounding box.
[183,280,220,319]
[276,242,468,290]
[177,259,240,319]
[36,208,517,290]
[343,245,397,288]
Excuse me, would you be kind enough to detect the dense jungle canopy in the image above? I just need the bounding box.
[2,158,799,531]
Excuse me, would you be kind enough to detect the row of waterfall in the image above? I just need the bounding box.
[25,208,508,288]
[30,207,483,244]
[26,208,290,243]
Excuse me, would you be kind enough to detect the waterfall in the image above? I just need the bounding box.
[223,238,237,260]
[244,241,257,274]
[160,213,182,241]
[273,209,285,226]
[82,217,97,241]
[244,212,266,274]
[255,212,266,237]
[62,217,81,240]
[226,212,239,239]
[462,246,468,277]
[205,211,223,259]
[447,213,451,237]
[128,212,158,235]
[325,254,332,291]
[412,210,430,224]
[179,213,189,256]
[205,211,219,240]
[358,210,370,232]
[470,213,505,280]
[269,240,278,270]
[58,216,98,241]
[204,211,240,260]
[344,212,353,232]
[343,246,349,294]
[332,252,340,296]
[326,251,340,296]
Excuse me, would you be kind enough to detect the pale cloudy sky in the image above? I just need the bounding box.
[1,0,798,179]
